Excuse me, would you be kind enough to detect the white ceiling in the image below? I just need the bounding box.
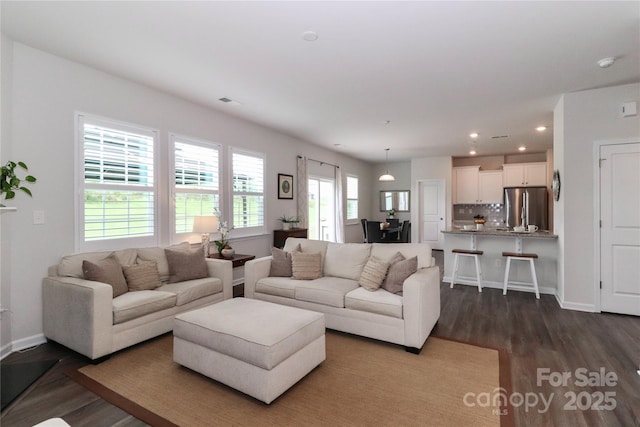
[2,1,639,162]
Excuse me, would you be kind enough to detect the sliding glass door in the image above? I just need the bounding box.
[308,177,335,241]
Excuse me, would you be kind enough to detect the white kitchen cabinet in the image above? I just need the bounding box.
[453,167,503,204]
[502,163,547,187]
[478,171,503,203]
[453,166,479,204]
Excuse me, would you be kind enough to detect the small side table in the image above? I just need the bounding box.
[208,253,256,297]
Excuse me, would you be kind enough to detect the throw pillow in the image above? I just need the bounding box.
[359,256,391,291]
[164,246,209,283]
[123,261,162,291]
[269,244,301,277]
[82,252,128,298]
[291,251,322,280]
[382,256,418,295]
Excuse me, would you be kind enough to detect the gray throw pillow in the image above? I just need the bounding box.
[82,252,128,297]
[165,246,209,283]
[291,251,322,280]
[269,244,302,277]
[359,256,391,291]
[381,256,418,295]
[123,261,162,291]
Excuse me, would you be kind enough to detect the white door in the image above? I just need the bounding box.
[600,142,640,315]
[419,179,445,249]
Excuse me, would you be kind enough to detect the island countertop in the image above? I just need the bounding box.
[442,229,558,239]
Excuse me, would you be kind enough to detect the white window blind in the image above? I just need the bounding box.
[346,175,359,220]
[231,149,265,233]
[172,136,220,234]
[80,117,157,247]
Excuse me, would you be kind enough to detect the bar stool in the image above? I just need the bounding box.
[502,252,540,299]
[450,249,484,292]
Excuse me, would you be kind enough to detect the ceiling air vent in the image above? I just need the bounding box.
[491,135,509,139]
[218,97,242,106]
[219,97,233,103]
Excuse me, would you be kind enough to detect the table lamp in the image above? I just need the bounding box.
[192,215,218,256]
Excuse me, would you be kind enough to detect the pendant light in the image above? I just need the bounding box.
[379,148,395,181]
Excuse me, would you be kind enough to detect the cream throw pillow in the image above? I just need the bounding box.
[291,251,322,280]
[123,261,162,291]
[359,256,391,291]
[269,244,302,277]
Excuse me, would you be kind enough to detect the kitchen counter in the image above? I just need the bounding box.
[443,229,558,239]
[442,228,558,295]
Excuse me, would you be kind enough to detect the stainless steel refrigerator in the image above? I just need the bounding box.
[504,186,548,230]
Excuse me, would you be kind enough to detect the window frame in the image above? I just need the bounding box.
[169,133,221,243]
[228,146,266,238]
[75,112,159,252]
[346,174,359,224]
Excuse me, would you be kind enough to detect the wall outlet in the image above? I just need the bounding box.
[33,210,45,225]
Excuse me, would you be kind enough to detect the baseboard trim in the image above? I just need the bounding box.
[0,334,47,360]
[554,297,597,313]
[444,276,556,295]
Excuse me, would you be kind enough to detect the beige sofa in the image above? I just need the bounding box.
[244,238,440,353]
[43,243,233,360]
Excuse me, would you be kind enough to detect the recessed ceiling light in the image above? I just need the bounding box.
[536,126,547,132]
[301,31,319,42]
[469,148,477,155]
[382,120,391,125]
[470,132,479,138]
[518,146,526,151]
[597,57,616,68]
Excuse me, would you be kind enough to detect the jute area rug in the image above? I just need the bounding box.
[68,332,513,427]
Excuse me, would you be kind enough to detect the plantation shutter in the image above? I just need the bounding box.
[346,175,359,220]
[231,148,265,234]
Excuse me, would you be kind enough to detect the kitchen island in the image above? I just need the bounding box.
[442,229,558,296]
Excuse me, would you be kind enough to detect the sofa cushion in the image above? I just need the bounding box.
[137,242,190,282]
[359,256,390,291]
[291,251,322,280]
[324,243,371,280]
[283,238,328,273]
[82,253,129,297]
[165,246,209,283]
[294,277,360,308]
[345,287,403,319]
[255,277,299,299]
[269,244,301,277]
[371,243,432,269]
[382,256,418,295]
[156,277,222,306]
[59,248,137,279]
[123,261,162,291]
[112,290,177,324]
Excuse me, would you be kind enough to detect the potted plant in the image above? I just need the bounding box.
[387,208,396,219]
[278,215,300,231]
[213,208,234,257]
[1,160,37,205]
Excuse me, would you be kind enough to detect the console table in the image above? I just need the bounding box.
[208,253,256,297]
[274,228,308,248]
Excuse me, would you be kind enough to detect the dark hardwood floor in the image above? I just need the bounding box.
[2,250,639,426]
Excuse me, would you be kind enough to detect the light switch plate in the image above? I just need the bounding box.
[33,210,45,225]
[622,101,637,117]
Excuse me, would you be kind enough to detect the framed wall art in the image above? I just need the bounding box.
[278,174,294,199]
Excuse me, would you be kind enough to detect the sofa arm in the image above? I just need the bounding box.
[205,258,234,300]
[244,256,273,298]
[402,265,441,350]
[42,276,114,360]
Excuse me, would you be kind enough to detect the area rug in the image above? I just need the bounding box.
[68,332,514,427]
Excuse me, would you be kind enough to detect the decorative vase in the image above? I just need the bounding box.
[282,222,291,231]
[221,247,235,258]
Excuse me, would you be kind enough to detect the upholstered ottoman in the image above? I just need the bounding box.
[173,298,325,404]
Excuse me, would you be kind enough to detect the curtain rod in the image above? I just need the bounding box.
[298,155,339,169]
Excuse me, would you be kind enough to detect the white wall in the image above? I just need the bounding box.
[554,83,640,311]
[0,41,372,352]
[370,161,412,223]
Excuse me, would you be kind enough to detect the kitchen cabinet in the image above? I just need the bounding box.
[453,167,503,204]
[478,171,504,203]
[453,166,479,204]
[502,163,547,187]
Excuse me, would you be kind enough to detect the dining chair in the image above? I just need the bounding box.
[366,221,385,243]
[400,220,411,243]
[360,219,368,243]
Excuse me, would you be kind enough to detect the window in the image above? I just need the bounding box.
[231,148,265,235]
[171,134,220,236]
[346,175,359,222]
[308,177,335,241]
[77,114,157,250]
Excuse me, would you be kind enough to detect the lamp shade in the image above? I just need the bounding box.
[378,173,395,181]
[192,216,218,233]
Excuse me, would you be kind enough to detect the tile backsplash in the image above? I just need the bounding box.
[453,204,505,227]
